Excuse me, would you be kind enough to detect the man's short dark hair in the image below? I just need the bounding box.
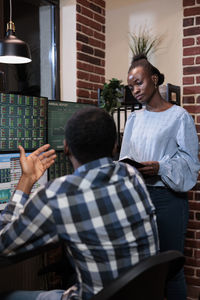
[65,107,117,164]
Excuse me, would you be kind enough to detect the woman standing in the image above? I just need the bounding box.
[120,54,200,300]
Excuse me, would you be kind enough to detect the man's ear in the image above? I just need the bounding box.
[64,140,70,156]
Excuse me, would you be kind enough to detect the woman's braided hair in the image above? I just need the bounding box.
[129,53,164,86]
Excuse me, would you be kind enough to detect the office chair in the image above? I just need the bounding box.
[90,250,185,300]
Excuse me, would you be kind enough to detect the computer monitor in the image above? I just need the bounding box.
[48,100,93,151]
[0,93,47,152]
[48,151,74,181]
[0,152,48,210]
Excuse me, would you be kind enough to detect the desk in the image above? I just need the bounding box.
[0,243,64,293]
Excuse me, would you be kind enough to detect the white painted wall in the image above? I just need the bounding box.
[60,0,76,101]
[105,0,182,87]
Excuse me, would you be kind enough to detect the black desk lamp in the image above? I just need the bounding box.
[0,0,32,64]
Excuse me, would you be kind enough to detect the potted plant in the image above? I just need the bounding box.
[129,26,163,59]
[99,78,124,114]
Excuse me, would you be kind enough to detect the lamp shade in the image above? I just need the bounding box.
[0,22,32,64]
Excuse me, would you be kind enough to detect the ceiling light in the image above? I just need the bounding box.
[0,0,32,64]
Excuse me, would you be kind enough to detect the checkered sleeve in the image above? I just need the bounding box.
[0,187,59,256]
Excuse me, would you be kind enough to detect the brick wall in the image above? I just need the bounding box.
[76,0,105,104]
[183,0,200,299]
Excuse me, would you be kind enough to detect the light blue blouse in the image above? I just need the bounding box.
[120,105,200,192]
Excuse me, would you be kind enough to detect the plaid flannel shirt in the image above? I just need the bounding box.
[0,157,159,300]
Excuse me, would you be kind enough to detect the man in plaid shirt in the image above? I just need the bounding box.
[0,107,159,300]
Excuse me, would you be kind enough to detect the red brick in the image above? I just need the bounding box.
[182,96,195,103]
[196,56,200,64]
[196,76,200,83]
[184,266,195,276]
[100,59,105,67]
[77,4,81,13]
[183,46,200,56]
[183,0,195,6]
[94,48,105,58]
[77,13,101,31]
[90,19,103,32]
[77,89,90,98]
[196,231,200,239]
[183,66,200,74]
[197,36,200,45]
[189,210,195,219]
[92,0,105,8]
[94,13,105,24]
[183,37,195,46]
[77,70,90,80]
[77,14,95,31]
[76,22,82,32]
[189,201,200,210]
[82,7,94,19]
[89,73,101,83]
[183,17,194,27]
[77,42,82,51]
[185,256,200,267]
[195,193,200,200]
[188,220,200,229]
[77,32,89,44]
[77,0,90,8]
[77,61,94,73]
[183,76,194,84]
[93,83,104,90]
[89,2,102,14]
[188,190,195,200]
[94,66,105,75]
[184,247,194,257]
[90,91,98,99]
[184,26,200,36]
[184,7,200,17]
[100,76,105,84]
[77,80,93,90]
[94,31,105,41]
[80,24,94,37]
[196,16,200,25]
[183,104,200,113]
[196,212,200,221]
[186,277,200,286]
[77,52,101,65]
[81,44,94,55]
[183,57,194,65]
[186,229,195,239]
[89,37,104,49]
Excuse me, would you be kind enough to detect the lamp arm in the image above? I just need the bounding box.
[9,0,12,22]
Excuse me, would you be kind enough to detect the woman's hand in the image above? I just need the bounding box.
[17,144,56,194]
[138,161,159,176]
